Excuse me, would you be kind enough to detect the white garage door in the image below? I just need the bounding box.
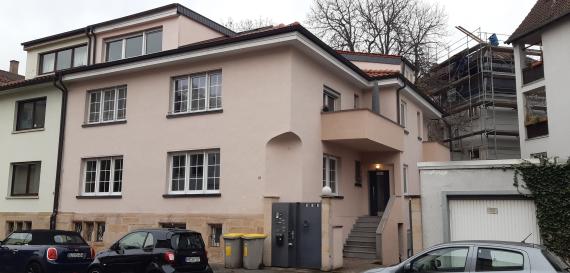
[449,199,541,244]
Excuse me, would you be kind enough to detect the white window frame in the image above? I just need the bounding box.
[403,164,409,194]
[323,88,340,112]
[81,157,123,196]
[170,71,222,115]
[400,100,407,127]
[87,86,127,124]
[105,28,162,61]
[323,155,339,195]
[168,149,221,195]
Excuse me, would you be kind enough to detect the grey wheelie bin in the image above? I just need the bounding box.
[223,233,244,268]
[242,234,267,269]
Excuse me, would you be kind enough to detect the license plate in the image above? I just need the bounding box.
[185,256,200,263]
[67,252,85,258]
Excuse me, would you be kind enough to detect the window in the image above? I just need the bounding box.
[3,232,32,245]
[160,223,187,229]
[209,224,222,247]
[75,221,105,242]
[118,231,147,250]
[5,221,32,237]
[354,94,360,109]
[87,86,127,124]
[16,97,46,131]
[323,88,339,112]
[39,45,87,74]
[105,29,163,62]
[322,155,338,194]
[82,157,123,196]
[403,165,409,194]
[524,88,548,138]
[355,160,362,187]
[143,232,154,249]
[10,162,41,196]
[417,111,422,138]
[169,150,221,194]
[411,247,469,272]
[400,100,407,127]
[476,248,524,272]
[172,71,222,114]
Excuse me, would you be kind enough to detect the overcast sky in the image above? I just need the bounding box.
[1,0,536,74]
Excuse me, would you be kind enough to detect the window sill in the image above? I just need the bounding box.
[12,128,45,134]
[166,109,223,119]
[525,135,549,141]
[6,195,39,200]
[76,195,122,199]
[162,193,221,198]
[321,195,344,199]
[82,120,127,128]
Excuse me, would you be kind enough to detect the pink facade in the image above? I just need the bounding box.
[19,4,449,267]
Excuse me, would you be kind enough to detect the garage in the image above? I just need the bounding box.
[449,199,541,244]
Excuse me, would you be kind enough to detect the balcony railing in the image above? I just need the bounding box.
[522,62,544,84]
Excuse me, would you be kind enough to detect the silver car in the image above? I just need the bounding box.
[364,241,569,273]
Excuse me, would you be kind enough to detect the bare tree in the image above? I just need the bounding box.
[306,0,447,77]
[306,0,363,51]
[221,17,274,32]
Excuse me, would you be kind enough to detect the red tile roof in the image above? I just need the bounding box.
[363,69,399,77]
[0,70,24,86]
[0,75,55,92]
[506,0,570,43]
[336,50,402,59]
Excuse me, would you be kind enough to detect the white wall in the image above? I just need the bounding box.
[0,84,61,212]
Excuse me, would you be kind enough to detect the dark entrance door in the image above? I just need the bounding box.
[369,170,390,216]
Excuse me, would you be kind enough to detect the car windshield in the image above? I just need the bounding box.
[3,233,32,245]
[171,233,203,250]
[542,250,570,272]
[53,233,86,245]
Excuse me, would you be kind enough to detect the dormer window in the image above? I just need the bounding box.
[39,44,87,74]
[105,29,162,62]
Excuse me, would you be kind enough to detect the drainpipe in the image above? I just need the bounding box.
[371,81,380,114]
[89,27,97,64]
[85,27,92,65]
[50,73,68,230]
[396,80,407,125]
[441,118,453,154]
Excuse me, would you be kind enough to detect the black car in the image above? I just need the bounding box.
[0,229,94,273]
[87,228,213,273]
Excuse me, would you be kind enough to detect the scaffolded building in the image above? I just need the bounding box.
[422,29,520,160]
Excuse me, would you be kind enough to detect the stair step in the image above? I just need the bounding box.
[354,222,379,228]
[356,217,381,223]
[352,227,377,233]
[346,236,376,242]
[343,250,378,259]
[348,232,376,237]
[345,241,375,248]
[344,245,376,252]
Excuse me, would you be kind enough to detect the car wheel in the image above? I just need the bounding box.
[26,263,43,273]
[88,267,103,273]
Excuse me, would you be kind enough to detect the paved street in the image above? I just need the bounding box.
[211,258,383,273]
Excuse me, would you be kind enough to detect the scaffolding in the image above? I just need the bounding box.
[423,27,520,160]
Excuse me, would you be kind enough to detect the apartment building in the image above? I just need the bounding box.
[8,3,449,268]
[506,0,570,159]
[0,75,62,236]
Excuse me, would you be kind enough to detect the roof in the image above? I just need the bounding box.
[21,3,236,48]
[506,0,570,44]
[444,240,543,250]
[0,75,56,92]
[363,69,399,77]
[338,50,417,72]
[0,69,24,85]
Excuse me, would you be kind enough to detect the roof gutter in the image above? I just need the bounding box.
[50,73,68,230]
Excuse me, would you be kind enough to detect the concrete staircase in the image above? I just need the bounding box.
[343,215,380,259]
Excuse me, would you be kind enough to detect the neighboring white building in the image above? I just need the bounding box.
[417,160,541,249]
[506,0,570,159]
[0,76,62,235]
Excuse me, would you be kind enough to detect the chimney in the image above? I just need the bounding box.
[9,60,19,74]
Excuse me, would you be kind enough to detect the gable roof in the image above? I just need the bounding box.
[0,69,24,85]
[21,3,236,48]
[506,0,570,44]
